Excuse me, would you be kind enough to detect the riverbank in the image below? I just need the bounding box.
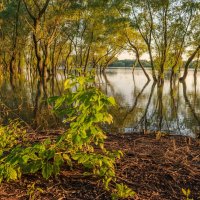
[0,132,199,200]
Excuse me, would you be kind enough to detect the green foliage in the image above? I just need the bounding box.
[0,138,61,182]
[112,183,136,200]
[0,121,26,157]
[0,73,135,199]
[51,73,116,152]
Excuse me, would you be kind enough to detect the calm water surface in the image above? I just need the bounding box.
[99,68,200,138]
[0,68,200,138]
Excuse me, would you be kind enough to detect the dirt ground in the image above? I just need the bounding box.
[0,132,200,200]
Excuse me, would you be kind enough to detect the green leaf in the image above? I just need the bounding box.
[21,155,30,163]
[108,97,116,105]
[7,166,18,181]
[42,149,55,160]
[77,76,85,85]
[54,154,64,166]
[48,96,59,104]
[55,96,66,109]
[74,135,81,144]
[22,160,42,174]
[53,154,64,175]
[78,154,90,164]
[72,153,82,161]
[63,154,72,166]
[42,162,53,179]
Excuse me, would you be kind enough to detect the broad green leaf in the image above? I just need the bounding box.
[42,162,53,179]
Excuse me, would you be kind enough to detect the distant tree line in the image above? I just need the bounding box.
[109,59,151,68]
[109,59,199,69]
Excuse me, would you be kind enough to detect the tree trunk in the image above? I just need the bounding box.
[147,44,157,81]
[137,58,150,82]
[9,0,21,80]
[157,82,164,131]
[32,20,43,78]
[179,44,200,82]
[194,52,199,78]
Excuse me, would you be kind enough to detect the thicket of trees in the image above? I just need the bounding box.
[0,0,199,83]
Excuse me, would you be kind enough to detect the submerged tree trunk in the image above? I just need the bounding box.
[136,82,156,131]
[157,82,164,131]
[182,81,200,138]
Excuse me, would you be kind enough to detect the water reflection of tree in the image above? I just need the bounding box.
[100,72,130,129]
[97,71,200,136]
[157,83,164,131]
[143,82,169,132]
[182,81,200,138]
[170,80,181,134]
[101,71,151,130]
[148,81,182,133]
[33,77,63,129]
[2,70,200,136]
[136,82,156,131]
[101,71,164,132]
[122,80,149,123]
[0,76,63,129]
[0,77,33,124]
[101,72,116,96]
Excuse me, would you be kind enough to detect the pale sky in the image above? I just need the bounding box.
[118,50,188,61]
[118,51,149,60]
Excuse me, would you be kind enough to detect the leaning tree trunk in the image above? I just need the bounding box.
[138,59,150,82]
[179,44,200,82]
[126,35,150,81]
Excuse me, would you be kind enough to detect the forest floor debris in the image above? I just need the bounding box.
[0,132,199,200]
